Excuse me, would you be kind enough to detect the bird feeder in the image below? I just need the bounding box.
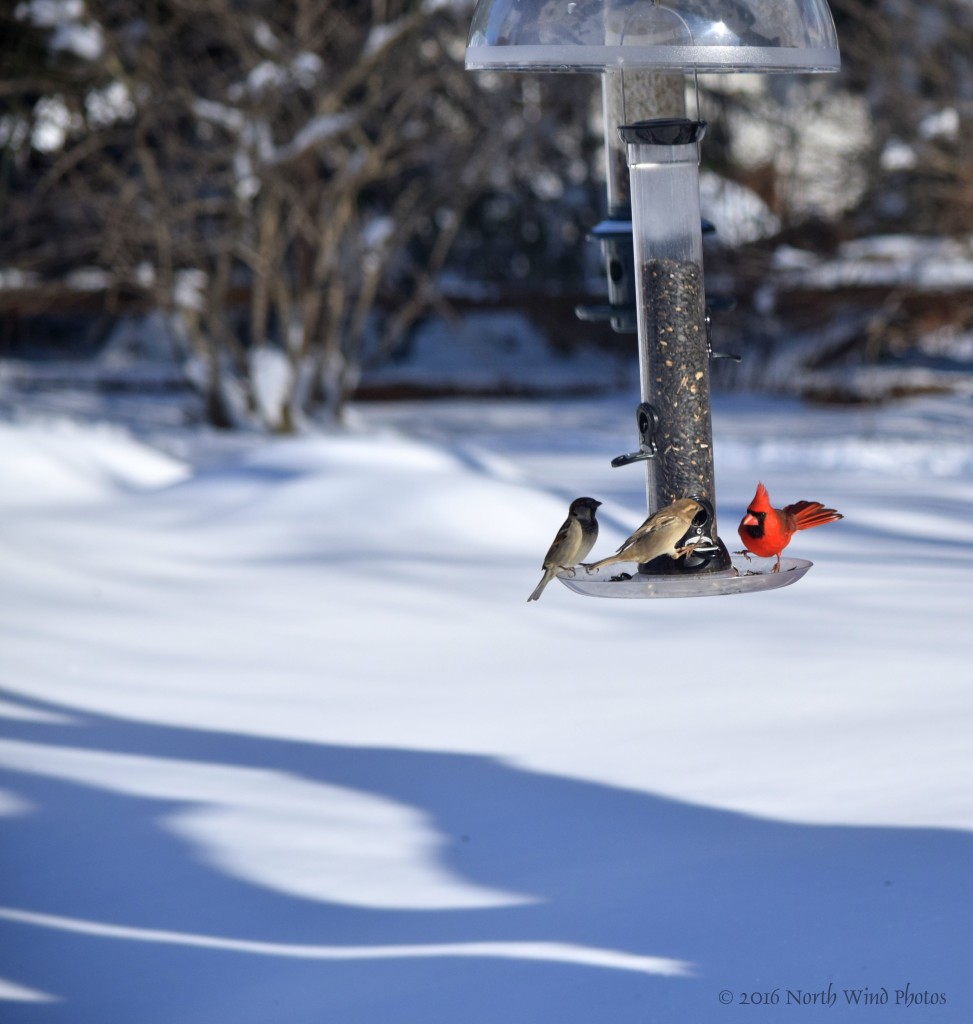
[466,0,840,597]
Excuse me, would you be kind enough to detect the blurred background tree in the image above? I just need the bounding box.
[2,0,601,428]
[2,0,972,424]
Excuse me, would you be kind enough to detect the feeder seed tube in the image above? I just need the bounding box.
[620,119,720,522]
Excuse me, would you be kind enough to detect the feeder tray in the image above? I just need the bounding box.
[558,555,813,599]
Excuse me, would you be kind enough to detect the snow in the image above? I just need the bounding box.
[0,269,39,290]
[365,312,632,394]
[246,60,290,95]
[83,81,134,128]
[249,345,294,426]
[0,975,55,1004]
[699,171,780,246]
[244,54,324,96]
[362,216,395,252]
[49,22,103,62]
[1,385,972,1022]
[16,0,103,61]
[271,113,355,165]
[919,106,959,141]
[63,267,111,292]
[0,420,186,506]
[880,137,918,172]
[172,269,207,313]
[364,19,412,57]
[15,0,84,25]
[192,98,246,134]
[192,96,353,172]
[773,233,973,291]
[30,95,79,153]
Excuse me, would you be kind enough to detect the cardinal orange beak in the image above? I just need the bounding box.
[741,512,758,527]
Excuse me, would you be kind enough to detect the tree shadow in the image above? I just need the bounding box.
[1,689,970,1023]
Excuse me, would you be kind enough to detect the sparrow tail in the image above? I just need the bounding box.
[786,501,844,532]
[527,570,555,602]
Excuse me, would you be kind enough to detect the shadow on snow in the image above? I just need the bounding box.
[0,689,969,1024]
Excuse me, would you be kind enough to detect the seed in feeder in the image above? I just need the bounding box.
[639,256,718,501]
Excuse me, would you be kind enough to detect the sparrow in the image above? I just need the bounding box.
[738,482,843,572]
[582,497,703,573]
[527,496,602,602]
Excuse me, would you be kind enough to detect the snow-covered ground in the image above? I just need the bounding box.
[1,384,972,1022]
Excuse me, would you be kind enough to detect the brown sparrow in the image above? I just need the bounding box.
[528,497,602,602]
[583,497,703,573]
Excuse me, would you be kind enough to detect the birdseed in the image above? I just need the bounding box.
[640,257,717,507]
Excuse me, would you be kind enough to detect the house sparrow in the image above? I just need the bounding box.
[738,482,843,572]
[583,497,703,573]
[528,496,602,601]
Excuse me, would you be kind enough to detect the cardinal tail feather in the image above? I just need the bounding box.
[787,501,844,532]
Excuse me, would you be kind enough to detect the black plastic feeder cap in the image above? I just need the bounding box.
[619,118,707,147]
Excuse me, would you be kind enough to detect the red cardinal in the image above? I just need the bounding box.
[738,482,843,572]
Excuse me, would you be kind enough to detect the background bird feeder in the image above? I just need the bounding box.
[466,0,840,597]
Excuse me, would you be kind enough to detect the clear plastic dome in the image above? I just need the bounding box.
[466,0,840,73]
